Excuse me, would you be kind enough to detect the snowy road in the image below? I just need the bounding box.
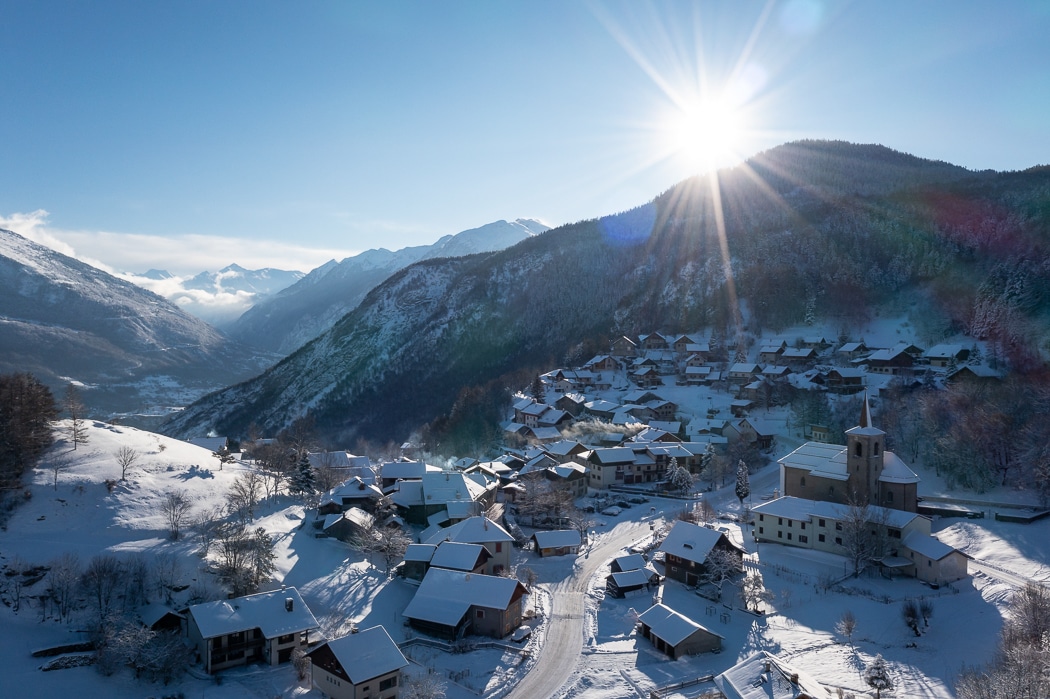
[505,519,650,699]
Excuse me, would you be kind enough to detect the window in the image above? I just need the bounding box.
[787,532,792,540]
[874,442,880,455]
[278,633,294,644]
[836,522,843,531]
[818,518,826,527]
[777,531,783,539]
[778,518,783,525]
[800,522,806,530]
[476,609,485,619]
[885,491,894,503]
[855,442,863,457]
[759,527,764,534]
[799,535,808,543]
[495,542,503,553]
[759,514,764,522]
[818,534,825,543]
[800,476,806,487]
[835,537,842,545]
[788,520,792,528]
[890,529,901,539]
[380,676,398,691]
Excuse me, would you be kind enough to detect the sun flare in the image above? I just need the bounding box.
[663,94,745,173]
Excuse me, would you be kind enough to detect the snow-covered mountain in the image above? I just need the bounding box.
[0,228,270,418]
[181,263,304,297]
[227,218,548,354]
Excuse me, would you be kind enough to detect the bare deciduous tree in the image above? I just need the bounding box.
[114,445,139,481]
[63,383,89,450]
[226,471,264,524]
[161,489,193,540]
[82,553,124,624]
[47,551,81,622]
[835,609,857,647]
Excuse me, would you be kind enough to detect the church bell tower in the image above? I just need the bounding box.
[845,393,885,505]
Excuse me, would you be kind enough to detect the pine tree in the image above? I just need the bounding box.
[863,654,893,699]
[530,374,545,404]
[288,452,316,496]
[735,460,750,507]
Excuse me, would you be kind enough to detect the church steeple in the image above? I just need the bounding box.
[845,392,885,505]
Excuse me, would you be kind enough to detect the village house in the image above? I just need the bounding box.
[836,341,869,362]
[378,460,434,491]
[320,507,375,543]
[780,397,919,512]
[420,515,515,575]
[555,392,587,417]
[317,477,385,516]
[659,520,744,587]
[802,336,832,350]
[946,364,1002,385]
[584,354,620,372]
[581,446,636,490]
[185,587,319,674]
[863,343,922,375]
[610,335,638,357]
[728,363,762,385]
[637,603,723,659]
[685,365,712,385]
[925,343,970,367]
[780,346,817,368]
[307,625,408,699]
[402,568,528,640]
[606,554,660,598]
[640,332,670,350]
[758,341,787,365]
[824,367,865,394]
[715,651,833,699]
[531,529,582,557]
[390,470,493,525]
[632,366,662,388]
[401,540,492,583]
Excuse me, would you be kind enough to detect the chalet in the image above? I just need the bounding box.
[555,392,587,417]
[186,587,319,674]
[429,541,491,574]
[402,568,527,640]
[802,336,832,350]
[632,366,662,388]
[307,626,408,699]
[189,436,229,454]
[623,390,665,404]
[321,507,375,542]
[634,425,682,442]
[531,529,582,557]
[610,335,638,357]
[378,460,432,491]
[825,368,865,394]
[685,365,712,385]
[687,417,731,437]
[715,651,833,699]
[400,544,437,583]
[685,353,709,369]
[584,354,620,372]
[672,334,704,355]
[762,365,792,381]
[780,397,919,512]
[946,364,1002,384]
[741,379,767,404]
[925,343,970,367]
[544,463,588,497]
[836,341,869,361]
[583,399,620,420]
[640,332,670,350]
[517,400,550,428]
[526,426,564,444]
[901,531,970,586]
[318,477,385,515]
[659,520,743,587]
[421,516,514,575]
[541,439,589,463]
[390,470,492,525]
[863,345,916,375]
[645,399,678,421]
[780,346,816,367]
[735,417,777,450]
[758,342,787,365]
[728,363,762,384]
[582,447,636,489]
[637,603,723,659]
[730,399,753,417]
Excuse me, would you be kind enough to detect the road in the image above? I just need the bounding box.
[503,518,650,699]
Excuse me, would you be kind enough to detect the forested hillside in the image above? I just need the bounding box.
[162,141,1050,461]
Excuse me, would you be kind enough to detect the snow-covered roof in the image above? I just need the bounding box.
[188,436,227,453]
[778,442,848,481]
[609,568,651,589]
[423,516,514,546]
[312,626,408,685]
[902,531,957,561]
[402,568,526,626]
[188,587,318,640]
[430,541,488,571]
[532,529,581,550]
[322,507,374,532]
[404,543,437,563]
[422,471,488,505]
[752,496,922,530]
[390,479,424,507]
[648,420,681,433]
[529,426,563,441]
[659,520,727,564]
[638,603,720,646]
[880,452,920,484]
[589,447,636,465]
[715,650,832,699]
[612,553,647,572]
[730,363,761,373]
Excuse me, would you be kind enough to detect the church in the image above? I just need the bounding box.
[780,396,919,512]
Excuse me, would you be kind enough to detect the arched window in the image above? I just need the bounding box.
[800,476,806,487]
[874,442,880,456]
[855,442,863,457]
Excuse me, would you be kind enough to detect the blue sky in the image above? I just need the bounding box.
[2,1,1049,276]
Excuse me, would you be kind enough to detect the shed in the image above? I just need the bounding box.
[637,603,723,659]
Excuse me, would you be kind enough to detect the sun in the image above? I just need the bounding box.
[662,94,746,173]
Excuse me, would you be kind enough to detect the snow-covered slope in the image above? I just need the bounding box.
[0,228,268,417]
[226,218,548,354]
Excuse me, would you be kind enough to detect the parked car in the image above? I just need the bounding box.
[616,500,632,509]
[511,626,532,643]
[628,496,649,504]
[601,506,622,516]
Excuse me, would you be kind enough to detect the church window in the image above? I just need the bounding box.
[874,442,880,455]
[800,476,806,487]
[885,491,893,503]
[855,442,863,457]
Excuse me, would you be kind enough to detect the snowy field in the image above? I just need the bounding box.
[1,391,1047,699]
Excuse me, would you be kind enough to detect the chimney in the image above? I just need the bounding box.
[790,673,799,685]
[285,597,294,612]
